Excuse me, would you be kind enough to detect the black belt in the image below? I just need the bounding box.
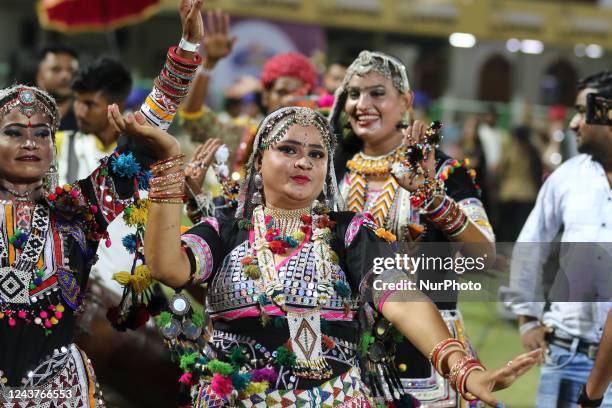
[546,332,599,359]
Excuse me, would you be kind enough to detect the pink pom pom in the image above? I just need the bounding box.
[211,373,233,397]
[70,190,79,198]
[44,319,53,328]
[105,239,112,248]
[39,311,48,319]
[90,205,98,214]
[318,94,334,108]
[17,311,27,319]
[8,318,16,327]
[178,372,193,385]
[55,312,63,319]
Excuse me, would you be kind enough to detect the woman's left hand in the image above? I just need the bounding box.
[108,104,181,159]
[393,119,437,192]
[464,349,544,406]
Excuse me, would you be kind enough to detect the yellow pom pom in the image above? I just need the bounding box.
[132,265,153,293]
[63,184,72,192]
[398,363,407,372]
[245,381,269,395]
[0,312,4,319]
[51,317,59,325]
[112,271,132,286]
[56,305,65,313]
[292,231,306,242]
[464,158,470,167]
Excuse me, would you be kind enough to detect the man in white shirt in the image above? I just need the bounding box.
[504,71,612,407]
[56,57,134,298]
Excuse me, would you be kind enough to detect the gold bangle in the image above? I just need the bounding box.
[150,181,185,192]
[178,106,206,121]
[149,197,184,204]
[151,158,185,176]
[150,172,185,186]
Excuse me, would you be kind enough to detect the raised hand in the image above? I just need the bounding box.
[464,349,544,406]
[179,0,204,44]
[184,138,223,196]
[108,104,180,159]
[392,120,437,192]
[203,9,237,66]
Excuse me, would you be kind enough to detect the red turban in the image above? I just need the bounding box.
[261,52,318,92]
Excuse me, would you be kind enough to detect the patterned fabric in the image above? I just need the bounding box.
[194,366,372,408]
[344,213,378,248]
[0,344,104,407]
[457,198,494,243]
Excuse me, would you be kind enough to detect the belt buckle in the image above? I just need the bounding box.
[587,345,598,359]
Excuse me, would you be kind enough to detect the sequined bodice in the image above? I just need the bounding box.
[207,240,357,319]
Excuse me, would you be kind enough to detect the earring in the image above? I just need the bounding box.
[44,148,59,192]
[251,173,263,205]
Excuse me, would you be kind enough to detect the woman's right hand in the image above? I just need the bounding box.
[202,10,237,67]
[108,104,181,159]
[184,138,223,196]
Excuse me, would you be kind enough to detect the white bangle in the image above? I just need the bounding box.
[519,320,541,335]
[179,37,200,53]
[197,65,214,77]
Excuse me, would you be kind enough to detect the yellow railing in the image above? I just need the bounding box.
[161,0,612,49]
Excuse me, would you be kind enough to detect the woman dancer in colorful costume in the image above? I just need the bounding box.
[329,51,496,407]
[117,104,540,407]
[0,1,204,405]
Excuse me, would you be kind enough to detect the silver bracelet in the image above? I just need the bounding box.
[519,320,542,335]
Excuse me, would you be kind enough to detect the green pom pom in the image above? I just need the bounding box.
[179,352,200,372]
[257,294,268,306]
[231,372,251,391]
[192,311,204,327]
[274,346,296,367]
[228,346,247,366]
[334,280,350,298]
[207,359,234,376]
[359,333,375,357]
[155,311,172,328]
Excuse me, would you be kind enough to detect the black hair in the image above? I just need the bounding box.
[577,70,612,95]
[37,44,79,62]
[71,57,132,103]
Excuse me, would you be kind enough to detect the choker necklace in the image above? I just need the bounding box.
[0,184,42,202]
[264,206,311,236]
[347,144,407,176]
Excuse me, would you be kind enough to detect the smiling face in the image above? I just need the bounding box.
[258,124,328,210]
[0,109,54,184]
[344,71,411,151]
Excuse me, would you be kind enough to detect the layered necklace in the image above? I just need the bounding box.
[346,144,407,228]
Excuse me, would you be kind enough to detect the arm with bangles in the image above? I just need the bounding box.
[380,296,543,406]
[396,120,495,262]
